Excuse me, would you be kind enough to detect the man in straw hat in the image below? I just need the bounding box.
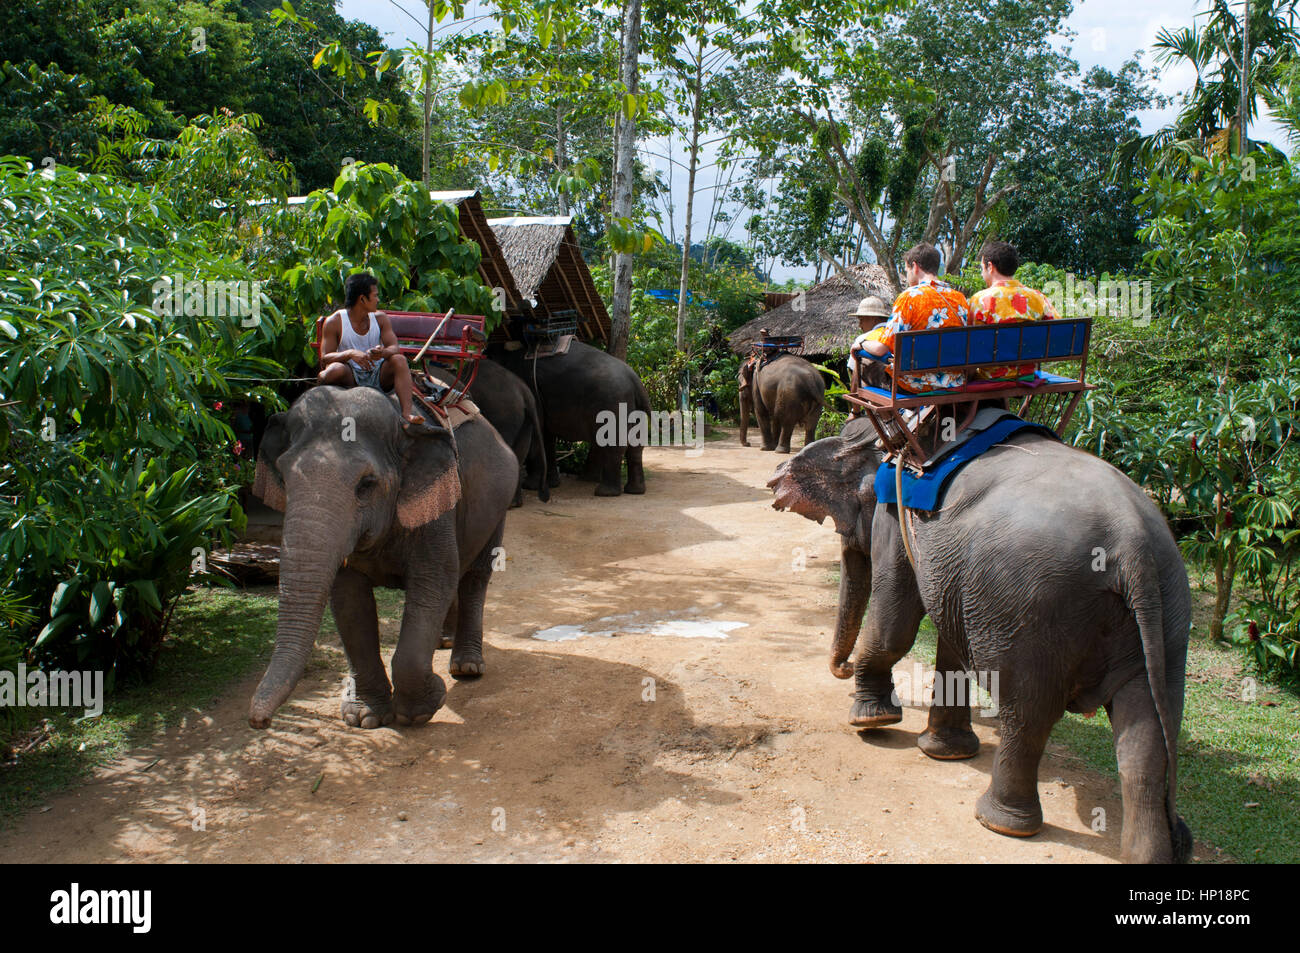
[846,294,891,379]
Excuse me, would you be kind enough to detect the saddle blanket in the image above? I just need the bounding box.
[875,409,1058,512]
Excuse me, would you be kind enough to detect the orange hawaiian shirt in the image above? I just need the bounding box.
[969,278,1057,379]
[879,277,970,392]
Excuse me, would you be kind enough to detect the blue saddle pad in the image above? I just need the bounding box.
[876,415,1058,511]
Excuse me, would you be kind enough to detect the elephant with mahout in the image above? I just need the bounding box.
[738,352,825,453]
[247,384,518,730]
[428,357,548,507]
[490,338,649,497]
[768,415,1193,863]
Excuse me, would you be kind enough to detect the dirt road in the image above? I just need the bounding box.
[0,429,1177,863]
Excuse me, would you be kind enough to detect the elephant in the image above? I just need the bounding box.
[247,384,518,730]
[428,357,548,508]
[768,415,1193,863]
[490,339,648,497]
[738,352,825,453]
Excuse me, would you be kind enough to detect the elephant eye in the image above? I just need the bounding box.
[356,475,379,498]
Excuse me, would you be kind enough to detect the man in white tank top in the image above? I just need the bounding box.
[318,273,424,425]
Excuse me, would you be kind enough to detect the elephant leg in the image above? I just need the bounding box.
[593,445,623,496]
[624,445,646,494]
[390,571,456,726]
[545,432,561,488]
[330,568,394,729]
[1107,674,1189,863]
[976,688,1059,837]
[757,405,776,451]
[917,635,980,760]
[449,522,503,679]
[738,391,751,446]
[776,416,795,454]
[851,512,926,727]
[804,407,822,448]
[438,595,457,650]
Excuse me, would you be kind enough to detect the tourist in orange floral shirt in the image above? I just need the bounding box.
[969,240,1057,380]
[862,242,969,392]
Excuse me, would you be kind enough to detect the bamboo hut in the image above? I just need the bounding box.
[730,263,897,356]
[488,216,611,344]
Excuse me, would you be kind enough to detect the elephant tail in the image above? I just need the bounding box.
[1119,549,1186,857]
[524,388,549,503]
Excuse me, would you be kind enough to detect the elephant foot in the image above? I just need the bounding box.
[510,489,523,508]
[340,676,394,730]
[546,472,561,489]
[393,673,447,726]
[918,727,980,760]
[623,479,645,495]
[849,695,903,728]
[594,482,622,497]
[775,445,791,454]
[740,439,750,446]
[449,649,485,679]
[759,444,776,452]
[975,789,1042,838]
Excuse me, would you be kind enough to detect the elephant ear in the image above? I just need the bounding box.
[738,358,754,392]
[396,424,461,530]
[252,413,290,512]
[768,435,873,537]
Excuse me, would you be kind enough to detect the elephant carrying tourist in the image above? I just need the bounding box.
[768,416,1193,863]
[248,385,517,730]
[738,352,825,453]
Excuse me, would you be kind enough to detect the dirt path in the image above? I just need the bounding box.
[0,429,1189,863]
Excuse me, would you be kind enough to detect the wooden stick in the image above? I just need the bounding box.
[411,309,456,364]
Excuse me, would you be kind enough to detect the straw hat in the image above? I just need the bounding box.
[852,295,889,319]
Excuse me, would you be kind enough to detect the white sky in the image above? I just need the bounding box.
[338,0,1290,282]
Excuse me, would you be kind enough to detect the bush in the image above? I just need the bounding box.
[0,156,271,682]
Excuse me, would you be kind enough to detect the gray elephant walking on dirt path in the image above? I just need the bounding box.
[769,417,1192,863]
[491,339,649,497]
[248,385,518,730]
[739,352,825,453]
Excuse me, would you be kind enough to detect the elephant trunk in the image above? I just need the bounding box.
[249,497,354,728]
[829,544,871,679]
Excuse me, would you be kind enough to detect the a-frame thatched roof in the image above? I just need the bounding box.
[488,216,611,343]
[729,263,898,355]
[429,190,523,314]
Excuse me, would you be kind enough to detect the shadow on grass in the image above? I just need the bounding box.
[0,587,288,827]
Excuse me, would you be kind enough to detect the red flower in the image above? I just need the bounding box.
[214,401,224,412]
[233,440,244,457]
[1248,621,1260,642]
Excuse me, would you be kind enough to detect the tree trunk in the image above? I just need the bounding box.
[421,0,435,186]
[675,27,705,354]
[608,0,642,361]
[556,101,569,217]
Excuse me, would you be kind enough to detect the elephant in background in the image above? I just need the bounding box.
[739,352,825,453]
[490,339,648,497]
[429,357,548,507]
[768,417,1192,863]
[248,385,518,730]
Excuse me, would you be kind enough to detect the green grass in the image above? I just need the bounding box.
[0,588,284,827]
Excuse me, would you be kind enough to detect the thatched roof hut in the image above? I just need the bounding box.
[729,263,897,355]
[430,190,523,315]
[488,216,611,343]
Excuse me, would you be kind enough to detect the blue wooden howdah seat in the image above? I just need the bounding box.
[314,310,488,407]
[751,329,804,360]
[846,317,1095,468]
